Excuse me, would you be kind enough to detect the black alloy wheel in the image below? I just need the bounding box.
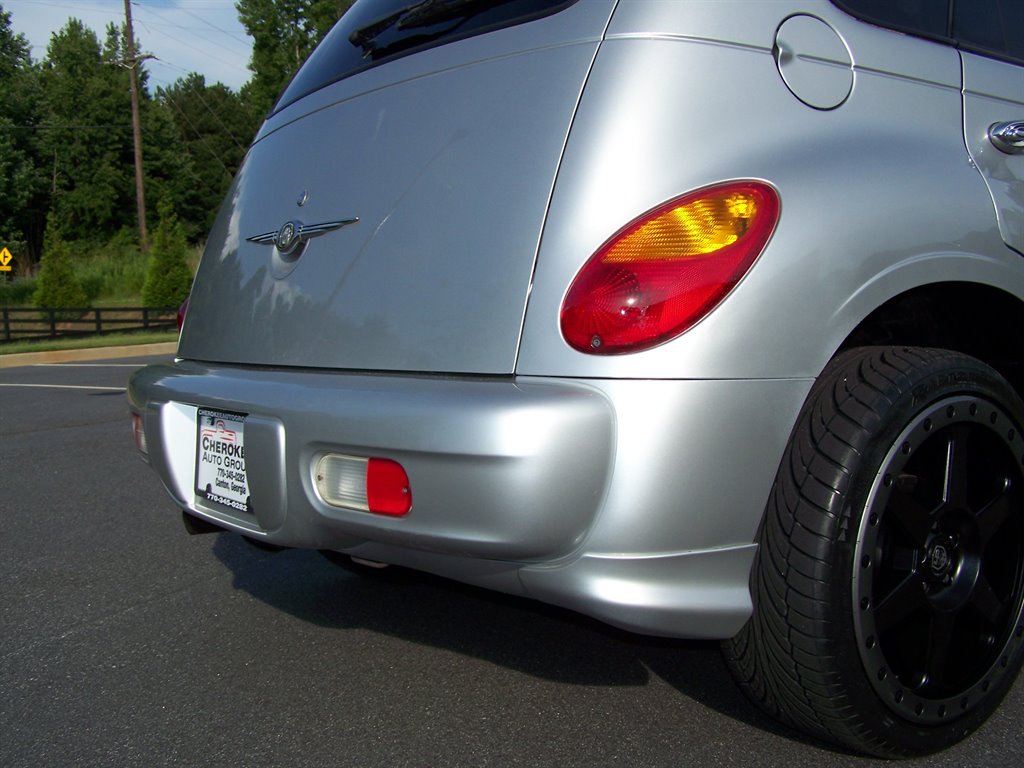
[853,392,1024,725]
[723,347,1024,757]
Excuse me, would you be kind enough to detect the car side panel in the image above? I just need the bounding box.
[518,0,1020,379]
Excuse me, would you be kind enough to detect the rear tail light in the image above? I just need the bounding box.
[560,181,780,354]
[131,413,148,455]
[315,454,412,517]
[176,297,189,333]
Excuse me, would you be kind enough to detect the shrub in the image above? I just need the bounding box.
[79,273,104,302]
[0,276,37,306]
[75,229,147,302]
[142,201,192,308]
[33,215,89,318]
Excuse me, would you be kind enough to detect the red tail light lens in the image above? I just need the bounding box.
[560,181,779,354]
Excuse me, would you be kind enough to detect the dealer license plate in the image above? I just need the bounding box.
[195,408,250,513]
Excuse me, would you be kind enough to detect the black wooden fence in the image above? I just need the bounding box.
[1,306,178,343]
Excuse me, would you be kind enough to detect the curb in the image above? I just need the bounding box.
[0,342,178,369]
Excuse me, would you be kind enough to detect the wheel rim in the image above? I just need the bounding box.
[853,394,1024,724]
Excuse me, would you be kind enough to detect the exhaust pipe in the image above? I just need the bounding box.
[182,510,225,535]
[181,511,288,552]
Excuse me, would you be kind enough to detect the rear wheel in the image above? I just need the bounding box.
[724,347,1024,757]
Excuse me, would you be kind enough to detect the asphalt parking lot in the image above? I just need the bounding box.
[2,353,1022,767]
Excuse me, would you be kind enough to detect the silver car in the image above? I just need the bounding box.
[128,0,1024,757]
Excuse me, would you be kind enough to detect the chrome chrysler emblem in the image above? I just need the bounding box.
[929,544,950,573]
[246,217,359,257]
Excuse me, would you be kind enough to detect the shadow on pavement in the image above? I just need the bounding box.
[210,532,819,750]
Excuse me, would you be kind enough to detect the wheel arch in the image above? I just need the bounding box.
[835,281,1024,399]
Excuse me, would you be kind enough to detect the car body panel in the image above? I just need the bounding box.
[129,0,1023,642]
[131,361,616,560]
[178,3,615,374]
[518,5,1019,378]
[128,361,810,638]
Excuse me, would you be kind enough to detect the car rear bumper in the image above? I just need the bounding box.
[128,360,812,638]
[129,360,615,560]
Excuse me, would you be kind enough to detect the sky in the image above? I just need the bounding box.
[4,0,254,92]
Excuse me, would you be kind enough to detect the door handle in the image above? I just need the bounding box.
[988,121,1024,154]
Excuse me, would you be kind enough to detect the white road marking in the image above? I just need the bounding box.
[0,383,126,392]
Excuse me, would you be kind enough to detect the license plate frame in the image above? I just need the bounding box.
[195,407,251,514]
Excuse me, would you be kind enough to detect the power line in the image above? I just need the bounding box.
[6,0,252,90]
[158,90,236,179]
[190,88,249,152]
[132,16,250,76]
[167,5,250,47]
[133,3,251,55]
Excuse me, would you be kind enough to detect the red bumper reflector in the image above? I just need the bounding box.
[366,458,412,516]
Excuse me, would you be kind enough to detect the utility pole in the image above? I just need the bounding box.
[124,0,148,251]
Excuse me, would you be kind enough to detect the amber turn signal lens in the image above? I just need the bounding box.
[560,181,779,354]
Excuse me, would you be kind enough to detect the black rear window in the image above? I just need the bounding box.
[275,0,578,113]
[953,0,1024,61]
[831,0,951,38]
[831,0,1024,63]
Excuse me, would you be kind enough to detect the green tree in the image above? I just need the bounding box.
[157,73,256,237]
[142,200,192,307]
[141,88,203,241]
[33,213,88,313]
[236,0,352,117]
[0,3,47,262]
[35,19,198,250]
[38,20,133,242]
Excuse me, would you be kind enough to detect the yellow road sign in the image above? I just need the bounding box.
[0,246,13,272]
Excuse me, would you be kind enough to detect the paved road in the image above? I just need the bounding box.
[2,355,1022,767]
